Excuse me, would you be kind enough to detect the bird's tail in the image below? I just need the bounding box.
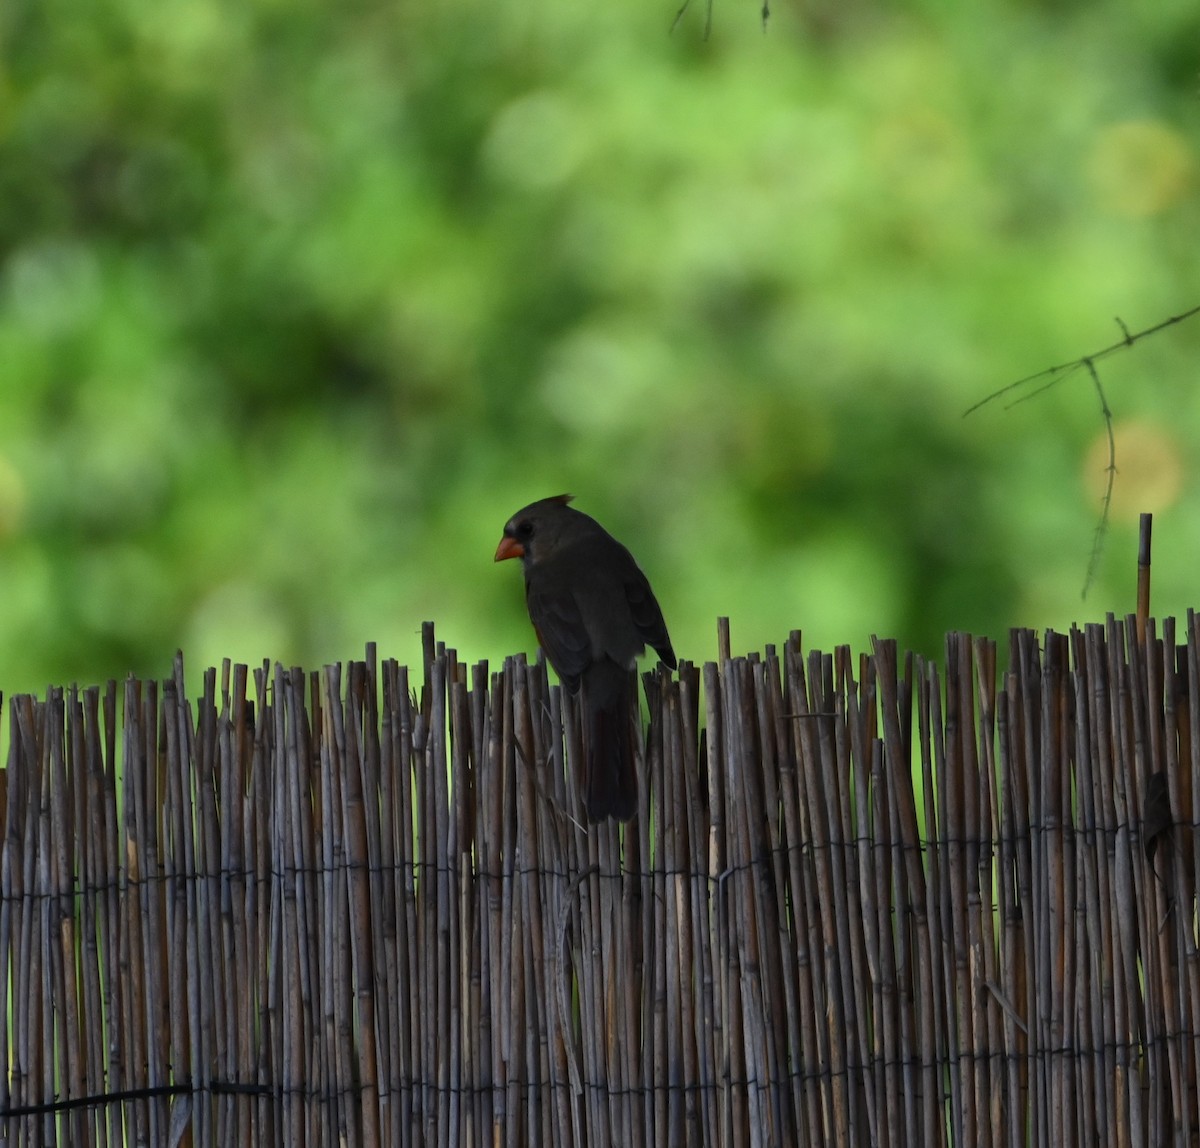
[580,660,639,823]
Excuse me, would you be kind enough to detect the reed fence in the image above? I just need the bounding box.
[1,614,1199,1147]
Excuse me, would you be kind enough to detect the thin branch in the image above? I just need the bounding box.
[964,305,1200,597]
[962,304,1200,417]
[1081,358,1115,600]
[1002,364,1085,411]
[671,0,713,37]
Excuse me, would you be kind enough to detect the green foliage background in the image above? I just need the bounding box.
[2,0,1199,695]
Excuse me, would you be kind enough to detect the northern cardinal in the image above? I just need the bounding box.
[495,494,676,822]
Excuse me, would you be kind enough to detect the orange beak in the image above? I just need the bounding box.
[494,536,525,562]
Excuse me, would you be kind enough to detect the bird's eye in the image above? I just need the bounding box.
[516,521,534,539]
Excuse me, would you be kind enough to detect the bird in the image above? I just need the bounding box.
[1143,769,1172,877]
[495,494,676,822]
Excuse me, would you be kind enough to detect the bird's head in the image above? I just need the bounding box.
[494,494,577,566]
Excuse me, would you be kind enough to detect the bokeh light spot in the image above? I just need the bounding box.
[1088,120,1194,217]
[1083,418,1183,521]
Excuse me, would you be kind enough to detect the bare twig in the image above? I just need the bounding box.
[963,305,1200,418]
[965,306,1200,596]
[671,0,713,38]
[1081,358,1115,599]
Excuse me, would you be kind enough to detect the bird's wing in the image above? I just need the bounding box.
[624,568,677,669]
[525,582,591,692]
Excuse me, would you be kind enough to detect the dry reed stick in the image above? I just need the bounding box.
[1105,616,1145,1148]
